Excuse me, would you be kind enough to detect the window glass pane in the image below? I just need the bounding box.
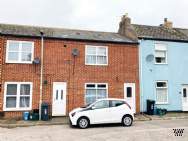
[155,57,162,63]
[156,88,167,103]
[20,84,30,95]
[6,97,16,108]
[155,51,166,57]
[86,55,96,64]
[87,47,96,55]
[155,44,167,50]
[183,88,187,98]
[97,56,107,64]
[61,90,63,100]
[20,97,30,107]
[97,89,107,99]
[127,87,132,97]
[86,89,96,104]
[111,100,124,107]
[86,84,95,88]
[7,84,17,95]
[8,41,19,51]
[155,57,166,63]
[21,52,32,61]
[56,90,58,100]
[97,47,106,56]
[21,42,32,52]
[97,84,106,88]
[8,52,19,61]
[157,82,167,88]
[93,100,109,109]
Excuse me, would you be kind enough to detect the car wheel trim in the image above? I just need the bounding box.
[123,117,132,126]
[79,118,88,128]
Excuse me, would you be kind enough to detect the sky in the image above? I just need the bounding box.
[0,0,187,32]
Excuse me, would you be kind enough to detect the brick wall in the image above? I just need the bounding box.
[0,36,3,111]
[0,36,139,118]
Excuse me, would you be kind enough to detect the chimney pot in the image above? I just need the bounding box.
[118,14,138,41]
[162,18,173,28]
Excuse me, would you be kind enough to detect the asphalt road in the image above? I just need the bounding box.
[0,119,188,141]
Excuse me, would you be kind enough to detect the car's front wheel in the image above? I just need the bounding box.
[77,117,89,129]
[122,115,133,127]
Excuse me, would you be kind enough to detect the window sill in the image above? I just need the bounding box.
[3,107,32,112]
[85,63,108,66]
[154,63,168,65]
[5,61,33,64]
[155,102,169,105]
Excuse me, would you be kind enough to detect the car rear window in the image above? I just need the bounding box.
[110,100,125,107]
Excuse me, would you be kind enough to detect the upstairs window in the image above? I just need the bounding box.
[85,45,108,65]
[155,44,167,64]
[6,40,34,63]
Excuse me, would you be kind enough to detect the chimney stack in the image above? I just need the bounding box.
[162,18,173,28]
[118,14,137,41]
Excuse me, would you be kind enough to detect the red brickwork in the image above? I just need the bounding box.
[0,36,139,118]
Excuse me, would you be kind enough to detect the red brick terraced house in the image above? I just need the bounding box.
[0,15,140,118]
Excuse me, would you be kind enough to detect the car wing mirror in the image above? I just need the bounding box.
[91,106,96,110]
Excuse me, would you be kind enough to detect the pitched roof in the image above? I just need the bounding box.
[0,23,137,44]
[176,28,188,38]
[132,24,188,42]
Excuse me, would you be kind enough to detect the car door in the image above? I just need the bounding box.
[89,100,110,124]
[108,100,126,123]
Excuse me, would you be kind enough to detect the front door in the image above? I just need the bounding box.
[182,85,188,111]
[52,82,67,116]
[124,83,136,113]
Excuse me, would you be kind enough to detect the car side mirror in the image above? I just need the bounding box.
[91,106,96,110]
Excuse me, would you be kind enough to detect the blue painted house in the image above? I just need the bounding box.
[132,19,188,112]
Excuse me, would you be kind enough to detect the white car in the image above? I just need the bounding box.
[69,98,134,129]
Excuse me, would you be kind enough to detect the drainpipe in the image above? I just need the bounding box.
[139,39,144,114]
[39,31,44,120]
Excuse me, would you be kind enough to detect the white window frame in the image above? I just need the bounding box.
[85,83,108,104]
[6,40,34,64]
[3,82,33,111]
[85,45,108,66]
[155,81,168,104]
[154,43,167,65]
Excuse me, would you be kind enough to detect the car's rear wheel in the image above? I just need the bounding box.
[77,117,89,129]
[122,115,133,127]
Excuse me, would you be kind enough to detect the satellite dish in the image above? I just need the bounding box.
[33,57,40,64]
[72,48,79,56]
[146,54,154,62]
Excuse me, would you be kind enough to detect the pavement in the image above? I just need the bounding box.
[145,112,188,120]
[0,113,188,128]
[0,119,187,141]
[0,114,149,128]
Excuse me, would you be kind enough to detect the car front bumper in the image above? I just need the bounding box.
[69,113,78,126]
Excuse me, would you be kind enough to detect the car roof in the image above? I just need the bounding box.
[97,98,125,101]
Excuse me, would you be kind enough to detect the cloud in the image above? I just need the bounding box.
[0,0,187,32]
